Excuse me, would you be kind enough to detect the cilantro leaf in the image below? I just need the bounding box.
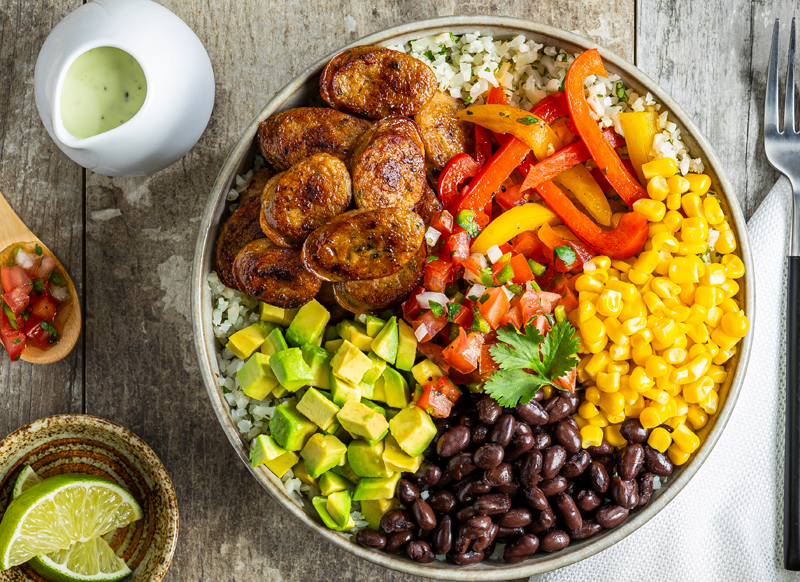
[540,320,581,380]
[484,369,549,407]
[491,324,544,370]
[446,302,462,322]
[516,115,539,125]
[554,245,577,266]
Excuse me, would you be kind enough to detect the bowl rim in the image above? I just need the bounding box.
[191,15,754,579]
[0,413,180,582]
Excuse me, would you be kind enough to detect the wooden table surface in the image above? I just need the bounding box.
[0,0,790,580]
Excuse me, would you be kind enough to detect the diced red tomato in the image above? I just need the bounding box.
[30,292,59,322]
[29,255,55,279]
[499,304,523,330]
[445,231,471,265]
[520,290,562,324]
[0,310,25,360]
[461,257,484,278]
[433,375,462,404]
[560,287,580,313]
[443,328,484,374]
[478,287,511,330]
[415,384,453,418]
[451,299,474,329]
[412,310,448,343]
[424,259,453,293]
[3,285,32,317]
[554,366,577,393]
[510,253,534,284]
[479,345,499,380]
[416,341,451,373]
[2,266,29,293]
[402,286,425,321]
[532,314,552,337]
[535,267,558,291]
[512,231,549,264]
[499,243,514,255]
[26,321,55,350]
[431,210,454,236]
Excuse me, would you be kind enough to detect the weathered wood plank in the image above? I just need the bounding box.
[81,2,633,581]
[0,0,83,438]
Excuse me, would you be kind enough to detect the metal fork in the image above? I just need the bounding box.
[765,17,800,572]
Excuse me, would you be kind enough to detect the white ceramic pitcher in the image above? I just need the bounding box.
[34,0,215,177]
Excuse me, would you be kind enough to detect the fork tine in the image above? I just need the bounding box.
[767,19,781,135]
[787,18,797,133]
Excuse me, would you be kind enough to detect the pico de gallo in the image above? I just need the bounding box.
[0,243,71,361]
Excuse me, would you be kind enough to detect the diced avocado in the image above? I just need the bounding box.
[353,472,402,501]
[302,344,332,390]
[312,496,355,531]
[386,408,401,421]
[301,433,348,478]
[260,303,298,326]
[318,471,355,496]
[250,434,286,467]
[261,327,289,357]
[359,353,386,399]
[364,428,389,447]
[331,340,373,385]
[360,398,387,417]
[359,379,375,400]
[237,353,279,400]
[271,385,289,398]
[324,339,344,356]
[265,451,299,478]
[297,388,340,431]
[360,498,401,530]
[322,422,341,436]
[388,404,437,457]
[292,459,318,487]
[365,316,387,337]
[286,300,331,348]
[270,348,314,391]
[395,319,417,371]
[347,439,391,478]
[324,325,339,342]
[331,459,361,484]
[326,490,351,528]
[372,375,387,403]
[382,367,412,409]
[382,435,424,473]
[269,402,318,451]
[371,316,399,364]
[337,400,389,441]
[336,321,374,352]
[330,372,361,407]
[411,359,444,386]
[227,321,275,359]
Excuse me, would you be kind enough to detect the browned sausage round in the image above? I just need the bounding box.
[215,196,267,290]
[352,134,425,210]
[350,116,426,162]
[332,243,425,314]
[260,153,352,248]
[412,181,444,228]
[301,208,425,282]
[233,239,321,308]
[414,90,474,177]
[321,46,437,119]
[257,107,371,171]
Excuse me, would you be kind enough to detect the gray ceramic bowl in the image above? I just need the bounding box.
[191,16,755,579]
[0,415,179,582]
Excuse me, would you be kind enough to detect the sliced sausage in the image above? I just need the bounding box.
[412,181,444,228]
[321,46,437,119]
[215,196,266,290]
[351,134,425,210]
[350,116,426,162]
[239,167,272,201]
[414,90,474,177]
[257,107,371,171]
[233,239,321,308]
[301,208,425,282]
[332,243,425,314]
[260,153,352,248]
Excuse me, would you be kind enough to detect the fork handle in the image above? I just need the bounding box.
[786,256,800,570]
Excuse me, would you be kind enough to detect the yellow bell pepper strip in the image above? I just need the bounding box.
[470,202,559,254]
[456,104,560,160]
[618,111,659,185]
[555,165,612,226]
[565,49,648,207]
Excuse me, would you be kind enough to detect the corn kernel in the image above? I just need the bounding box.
[679,282,696,305]
[715,229,737,254]
[720,298,740,315]
[720,311,749,338]
[699,389,719,414]
[648,427,673,452]
[653,318,680,345]
[578,401,600,419]
[585,386,602,405]
[633,250,660,274]
[619,382,639,405]
[667,443,691,465]
[687,405,709,430]
[542,384,554,399]
[671,353,712,384]
[588,411,609,427]
[574,414,589,429]
[645,355,669,378]
[605,280,638,303]
[668,257,702,284]
[619,297,648,321]
[575,274,604,294]
[643,388,670,405]
[699,263,726,286]
[608,361,630,376]
[667,175,690,196]
[707,365,727,384]
[687,343,706,359]
[703,196,724,224]
[684,304,708,325]
[621,317,647,336]
[673,394,689,416]
[597,372,621,393]
[686,174,711,195]
[578,300,597,323]
[596,289,623,317]
[607,410,626,424]
[609,342,631,361]
[681,193,704,218]
[705,306,723,328]
[630,366,655,393]
[660,211,682,233]
[579,291,600,305]
[631,343,652,366]
[665,414,687,430]
[720,255,745,279]
[657,372,680,396]
[642,157,678,179]
[676,241,708,256]
[666,191,682,210]
[719,278,740,300]
[625,395,646,418]
[672,423,700,453]
[643,291,667,316]
[580,425,604,448]
[663,347,688,365]
[599,391,625,415]
[604,318,630,347]
[686,322,710,345]
[634,198,667,222]
[639,406,665,429]
[646,175,670,201]
[605,424,628,447]
[631,328,653,348]
[681,216,709,244]
[683,376,714,404]
[694,286,717,309]
[580,316,606,346]
[711,327,740,352]
[713,346,736,365]
[583,351,611,380]
[650,277,680,300]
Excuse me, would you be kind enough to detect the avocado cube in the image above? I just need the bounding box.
[324,339,344,356]
[382,367,412,409]
[382,435,424,473]
[411,359,444,387]
[389,405,437,457]
[331,459,361,484]
[360,498,401,530]
[312,496,354,531]
[250,434,286,467]
[331,340,373,385]
[286,300,331,348]
[269,403,318,451]
[360,398,387,417]
[292,459,318,487]
[297,388,340,431]
[371,375,387,403]
[261,327,289,357]
[270,348,314,391]
[260,303,298,326]
[353,472,402,501]
[227,321,275,359]
[395,319,417,371]
[336,321,374,352]
[365,316,387,337]
[330,372,361,407]
[364,428,389,447]
[323,325,339,341]
[318,471,355,496]
[302,344,332,390]
[359,379,375,400]
[361,352,387,386]
[271,385,289,399]
[371,316,399,364]
[337,400,389,441]
[264,451,299,478]
[326,490,352,528]
[301,433,348,478]
[347,439,391,478]
[385,408,401,421]
[237,353,279,400]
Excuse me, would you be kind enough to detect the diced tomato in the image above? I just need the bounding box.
[402,286,425,321]
[412,310,448,343]
[416,341,451,373]
[443,328,483,374]
[499,304,523,330]
[0,310,25,360]
[479,344,499,378]
[30,292,58,322]
[451,299,474,329]
[424,259,453,293]
[472,209,491,233]
[2,266,29,293]
[461,257,484,279]
[535,267,558,291]
[499,243,514,255]
[26,321,55,351]
[510,253,534,284]
[520,290,562,324]
[445,231,471,265]
[415,384,453,418]
[431,210,454,236]
[554,366,577,393]
[491,260,509,282]
[538,224,582,272]
[512,231,549,264]
[30,255,55,279]
[3,285,32,317]
[559,287,580,313]
[433,375,462,404]
[532,314,552,337]
[478,287,511,330]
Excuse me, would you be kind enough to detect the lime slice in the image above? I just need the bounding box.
[12,465,43,499]
[0,474,143,570]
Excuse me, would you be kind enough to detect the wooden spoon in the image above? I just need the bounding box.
[0,191,81,364]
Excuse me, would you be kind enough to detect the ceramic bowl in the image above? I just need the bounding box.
[0,415,179,582]
[191,16,755,579]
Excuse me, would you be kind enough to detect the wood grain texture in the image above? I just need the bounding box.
[0,0,83,440]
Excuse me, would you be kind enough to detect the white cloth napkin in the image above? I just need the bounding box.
[530,177,800,582]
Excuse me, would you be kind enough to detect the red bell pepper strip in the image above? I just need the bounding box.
[496,183,529,210]
[486,86,511,145]
[455,138,530,213]
[531,91,570,124]
[534,180,648,259]
[474,125,492,166]
[437,153,481,212]
[565,50,647,207]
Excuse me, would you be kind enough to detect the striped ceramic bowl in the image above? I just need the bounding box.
[0,415,178,582]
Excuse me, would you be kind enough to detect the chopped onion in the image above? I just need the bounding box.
[486,245,503,263]
[417,291,449,310]
[14,248,34,269]
[466,284,485,300]
[50,285,70,302]
[708,229,720,251]
[501,286,515,301]
[355,313,368,324]
[463,269,481,284]
[425,227,441,247]
[582,259,597,271]
[414,324,428,342]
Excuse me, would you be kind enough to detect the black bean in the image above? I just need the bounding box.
[413,499,437,530]
[471,522,498,552]
[490,414,516,447]
[610,476,639,509]
[398,479,420,507]
[462,515,492,538]
[385,531,414,554]
[412,462,442,488]
[437,472,454,488]
[437,425,472,457]
[406,540,435,563]
[505,433,534,462]
[586,439,612,456]
[554,492,583,533]
[471,424,489,447]
[526,521,546,534]
[537,505,556,529]
[453,550,484,565]
[496,526,525,540]
[415,526,432,542]
[588,460,610,494]
[539,475,567,497]
[571,519,602,540]
[456,506,476,523]
[427,489,456,513]
[474,493,512,515]
[498,507,532,528]
[637,471,654,506]
[553,419,582,453]
[454,527,471,553]
[643,445,674,476]
[619,443,645,480]
[515,422,533,438]
[544,397,571,423]
[503,533,540,562]
[595,504,629,528]
[356,528,386,549]
[517,450,543,489]
[561,391,581,413]
[531,432,552,450]
[495,479,520,497]
[483,463,513,487]
[540,530,570,552]
[521,485,548,510]
[380,510,416,533]
[593,453,617,480]
[516,401,549,425]
[474,443,504,469]
[447,452,477,480]
[455,475,491,505]
[561,450,591,478]
[542,445,567,480]
[476,395,502,425]
[431,515,453,555]
[576,488,602,512]
[458,410,480,428]
[620,418,650,443]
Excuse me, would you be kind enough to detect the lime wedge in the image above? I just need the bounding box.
[0,474,143,570]
[12,465,43,499]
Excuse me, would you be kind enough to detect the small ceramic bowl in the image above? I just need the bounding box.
[0,415,179,582]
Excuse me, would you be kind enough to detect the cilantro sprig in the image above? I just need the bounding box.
[484,320,580,407]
